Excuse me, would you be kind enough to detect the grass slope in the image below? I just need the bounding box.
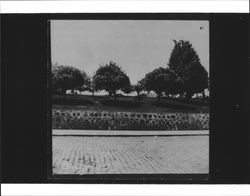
[52,94,209,113]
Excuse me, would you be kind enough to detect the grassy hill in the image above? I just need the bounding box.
[52,94,209,113]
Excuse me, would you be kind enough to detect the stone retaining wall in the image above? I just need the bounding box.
[52,109,209,130]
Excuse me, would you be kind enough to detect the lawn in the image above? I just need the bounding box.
[52,94,209,113]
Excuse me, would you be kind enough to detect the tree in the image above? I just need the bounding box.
[143,67,181,103]
[168,40,208,99]
[122,85,133,95]
[93,61,130,100]
[164,72,184,97]
[87,76,96,96]
[51,64,88,99]
[132,79,145,102]
[77,75,96,96]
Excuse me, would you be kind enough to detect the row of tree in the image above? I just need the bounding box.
[52,40,209,102]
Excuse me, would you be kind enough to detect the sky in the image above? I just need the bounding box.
[51,20,209,85]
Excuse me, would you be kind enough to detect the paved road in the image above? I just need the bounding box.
[53,135,208,175]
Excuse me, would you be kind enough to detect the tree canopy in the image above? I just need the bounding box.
[93,61,130,99]
[143,67,182,102]
[168,40,208,99]
[51,64,88,97]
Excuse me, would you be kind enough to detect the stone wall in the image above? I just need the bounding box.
[52,109,209,130]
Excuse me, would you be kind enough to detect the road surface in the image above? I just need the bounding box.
[53,135,208,174]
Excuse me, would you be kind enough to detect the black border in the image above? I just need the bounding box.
[47,19,53,180]
[1,13,250,184]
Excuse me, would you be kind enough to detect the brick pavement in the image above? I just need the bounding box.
[52,135,208,174]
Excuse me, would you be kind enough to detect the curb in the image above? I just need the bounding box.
[52,129,209,136]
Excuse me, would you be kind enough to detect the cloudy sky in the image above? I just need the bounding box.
[51,20,209,85]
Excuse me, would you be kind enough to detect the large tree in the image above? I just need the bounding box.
[51,64,88,99]
[168,40,208,99]
[93,61,130,100]
[143,67,181,103]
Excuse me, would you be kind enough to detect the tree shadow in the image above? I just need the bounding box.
[152,101,196,110]
[167,97,209,106]
[52,98,94,106]
[100,99,142,108]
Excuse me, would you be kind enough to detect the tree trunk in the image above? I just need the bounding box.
[157,94,161,103]
[202,91,206,99]
[137,92,140,103]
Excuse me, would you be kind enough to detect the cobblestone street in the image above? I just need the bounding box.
[53,135,208,174]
